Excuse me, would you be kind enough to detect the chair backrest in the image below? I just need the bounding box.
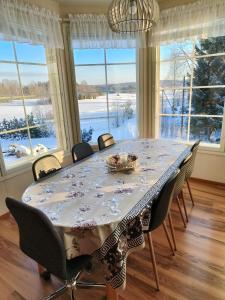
[98,133,115,151]
[173,153,193,198]
[149,169,180,232]
[32,154,62,181]
[186,140,200,179]
[5,197,67,280]
[71,142,93,163]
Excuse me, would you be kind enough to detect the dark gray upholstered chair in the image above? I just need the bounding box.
[5,197,105,300]
[98,133,115,151]
[72,142,93,163]
[185,141,200,206]
[32,154,62,182]
[144,169,180,291]
[173,153,193,229]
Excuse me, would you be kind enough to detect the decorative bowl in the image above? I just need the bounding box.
[106,153,138,172]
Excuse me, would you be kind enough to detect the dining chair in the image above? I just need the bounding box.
[98,133,115,151]
[173,153,193,229]
[71,142,93,163]
[144,169,180,291]
[5,197,105,300]
[185,141,200,206]
[32,154,62,182]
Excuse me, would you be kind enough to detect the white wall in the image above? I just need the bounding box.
[193,151,225,183]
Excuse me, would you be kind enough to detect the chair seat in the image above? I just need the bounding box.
[66,255,92,280]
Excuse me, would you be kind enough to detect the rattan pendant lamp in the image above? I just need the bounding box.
[107,0,160,33]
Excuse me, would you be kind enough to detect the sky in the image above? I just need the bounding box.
[74,48,136,85]
[0,41,48,85]
[0,40,194,86]
[0,41,137,86]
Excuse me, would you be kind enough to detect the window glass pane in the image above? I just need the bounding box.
[79,95,109,144]
[74,49,137,143]
[195,36,225,56]
[108,95,137,140]
[25,97,58,152]
[15,43,46,64]
[30,124,58,153]
[160,116,188,140]
[75,66,106,99]
[0,41,15,61]
[191,88,225,115]
[26,98,54,124]
[190,116,223,144]
[0,129,32,167]
[106,49,136,63]
[74,49,104,65]
[160,42,193,61]
[107,64,136,88]
[193,56,225,86]
[18,64,49,98]
[0,63,20,97]
[160,89,189,114]
[160,59,192,88]
[0,99,26,131]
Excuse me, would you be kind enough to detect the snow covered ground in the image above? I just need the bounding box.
[0,93,137,167]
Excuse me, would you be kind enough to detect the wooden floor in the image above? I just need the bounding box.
[0,179,225,300]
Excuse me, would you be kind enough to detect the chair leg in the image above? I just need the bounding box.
[176,196,186,228]
[168,212,177,251]
[162,221,175,256]
[147,232,160,291]
[71,287,75,300]
[180,190,189,223]
[45,285,67,300]
[186,179,195,206]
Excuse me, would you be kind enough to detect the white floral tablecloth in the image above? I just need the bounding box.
[22,139,191,288]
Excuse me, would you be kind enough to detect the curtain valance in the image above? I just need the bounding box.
[69,14,147,49]
[150,0,225,46]
[0,0,63,49]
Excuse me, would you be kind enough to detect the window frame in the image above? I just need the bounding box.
[159,40,225,153]
[73,48,137,144]
[0,42,63,175]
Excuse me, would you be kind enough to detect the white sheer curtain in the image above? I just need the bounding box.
[150,0,225,46]
[0,0,63,48]
[69,14,147,49]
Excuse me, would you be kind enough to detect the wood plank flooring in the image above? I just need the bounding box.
[0,179,225,300]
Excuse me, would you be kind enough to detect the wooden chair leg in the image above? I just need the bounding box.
[106,284,118,300]
[176,196,186,228]
[162,221,175,256]
[168,212,177,251]
[180,190,189,223]
[186,179,195,206]
[147,232,160,291]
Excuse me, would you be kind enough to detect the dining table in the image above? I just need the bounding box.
[22,138,192,300]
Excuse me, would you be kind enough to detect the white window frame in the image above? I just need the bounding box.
[74,48,137,143]
[0,42,63,175]
[159,41,225,153]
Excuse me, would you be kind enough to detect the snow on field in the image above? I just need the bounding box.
[0,94,137,166]
[78,94,137,142]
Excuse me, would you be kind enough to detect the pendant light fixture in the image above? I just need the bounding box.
[107,0,160,33]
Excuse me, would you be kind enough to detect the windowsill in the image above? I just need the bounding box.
[0,148,71,182]
[0,139,224,183]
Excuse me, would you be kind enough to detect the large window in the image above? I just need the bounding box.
[0,41,59,169]
[159,37,225,148]
[74,48,137,144]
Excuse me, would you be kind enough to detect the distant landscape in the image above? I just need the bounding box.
[76,81,136,99]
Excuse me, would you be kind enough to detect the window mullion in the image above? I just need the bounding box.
[187,41,195,143]
[104,49,110,133]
